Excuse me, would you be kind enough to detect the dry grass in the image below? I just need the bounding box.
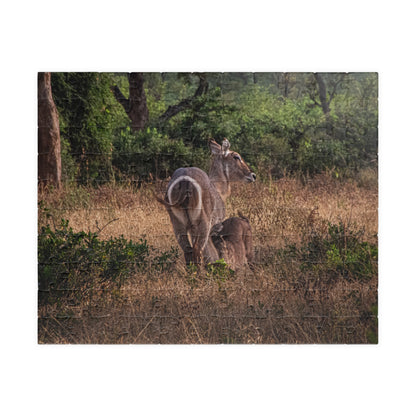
[38,174,378,344]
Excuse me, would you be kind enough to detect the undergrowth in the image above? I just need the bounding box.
[38,218,179,306]
[279,221,378,282]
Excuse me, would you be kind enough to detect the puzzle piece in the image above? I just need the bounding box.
[38,72,378,344]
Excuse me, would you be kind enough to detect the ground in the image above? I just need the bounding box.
[38,172,378,344]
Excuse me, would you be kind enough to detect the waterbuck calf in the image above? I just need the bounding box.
[156,139,256,266]
[210,213,254,270]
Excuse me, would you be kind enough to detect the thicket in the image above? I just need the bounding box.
[279,220,378,282]
[50,72,378,185]
[38,217,179,306]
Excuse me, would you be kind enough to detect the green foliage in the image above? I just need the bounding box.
[51,72,378,184]
[162,87,239,147]
[183,258,235,290]
[112,126,205,180]
[38,219,178,305]
[280,221,378,282]
[51,72,129,184]
[206,258,236,293]
[206,258,235,280]
[297,132,349,175]
[233,88,323,176]
[365,304,378,344]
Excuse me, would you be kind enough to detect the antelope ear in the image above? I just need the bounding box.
[210,223,223,236]
[209,140,222,155]
[221,139,230,155]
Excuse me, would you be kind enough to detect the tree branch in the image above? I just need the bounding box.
[159,73,208,122]
[111,85,130,113]
[309,95,321,108]
[328,73,346,106]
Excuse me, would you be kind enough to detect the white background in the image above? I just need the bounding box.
[1,1,415,415]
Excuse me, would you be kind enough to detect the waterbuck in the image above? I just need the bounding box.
[156,139,256,266]
[210,213,254,270]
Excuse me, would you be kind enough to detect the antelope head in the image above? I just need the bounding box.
[209,139,256,194]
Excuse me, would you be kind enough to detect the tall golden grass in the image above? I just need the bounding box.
[38,172,378,343]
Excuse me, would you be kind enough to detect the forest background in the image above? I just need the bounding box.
[39,72,378,187]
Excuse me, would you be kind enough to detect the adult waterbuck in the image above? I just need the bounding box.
[210,213,254,271]
[156,139,256,266]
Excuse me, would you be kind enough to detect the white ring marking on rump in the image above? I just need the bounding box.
[167,175,202,213]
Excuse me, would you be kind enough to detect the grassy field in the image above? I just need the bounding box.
[38,171,378,344]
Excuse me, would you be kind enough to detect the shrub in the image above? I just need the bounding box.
[297,134,349,176]
[112,126,204,181]
[38,219,178,305]
[279,221,378,282]
[206,258,235,279]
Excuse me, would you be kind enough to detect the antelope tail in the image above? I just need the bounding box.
[154,190,188,208]
[154,192,169,206]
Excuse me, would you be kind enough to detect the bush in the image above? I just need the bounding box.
[112,126,205,181]
[38,219,178,305]
[297,134,349,176]
[280,221,378,282]
[163,87,240,143]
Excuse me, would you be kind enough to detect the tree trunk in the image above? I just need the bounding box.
[314,73,330,115]
[313,73,346,135]
[112,72,149,132]
[281,73,290,98]
[38,72,62,188]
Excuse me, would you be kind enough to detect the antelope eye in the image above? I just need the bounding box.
[233,155,241,161]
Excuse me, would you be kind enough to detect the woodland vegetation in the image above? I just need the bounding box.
[39,72,378,186]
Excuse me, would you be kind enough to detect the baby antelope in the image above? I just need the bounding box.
[210,212,254,271]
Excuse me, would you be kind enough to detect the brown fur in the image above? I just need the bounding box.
[210,212,254,270]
